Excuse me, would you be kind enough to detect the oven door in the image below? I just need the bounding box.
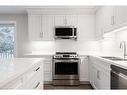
[53,59,79,79]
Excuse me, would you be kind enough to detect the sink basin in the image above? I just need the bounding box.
[100,56,127,61]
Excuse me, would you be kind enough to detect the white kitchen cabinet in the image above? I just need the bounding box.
[88,57,95,88]
[115,6,127,27]
[43,57,52,83]
[28,15,42,41]
[102,6,115,33]
[28,15,54,41]
[89,56,111,89]
[78,15,95,41]
[54,15,65,26]
[1,77,23,89]
[95,7,104,40]
[96,6,127,36]
[66,15,78,26]
[79,56,89,82]
[1,63,43,89]
[22,65,43,89]
[41,15,54,41]
[54,15,78,26]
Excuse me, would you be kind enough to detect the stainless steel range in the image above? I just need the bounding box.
[52,52,80,85]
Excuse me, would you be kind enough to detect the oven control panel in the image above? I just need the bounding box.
[54,54,78,58]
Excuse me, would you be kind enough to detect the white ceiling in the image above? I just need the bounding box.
[0,6,98,14]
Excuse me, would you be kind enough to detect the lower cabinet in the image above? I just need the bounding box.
[21,64,43,89]
[89,56,111,89]
[43,57,52,83]
[1,62,43,89]
[79,56,89,82]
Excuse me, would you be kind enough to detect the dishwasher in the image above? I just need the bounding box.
[111,65,127,89]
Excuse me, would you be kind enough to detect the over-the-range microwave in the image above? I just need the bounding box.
[55,26,77,40]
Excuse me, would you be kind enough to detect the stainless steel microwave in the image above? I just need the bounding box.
[55,26,77,40]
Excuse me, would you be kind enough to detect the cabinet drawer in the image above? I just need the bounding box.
[23,65,42,81]
[1,77,23,89]
[22,65,43,89]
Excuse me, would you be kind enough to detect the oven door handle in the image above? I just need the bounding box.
[54,60,79,63]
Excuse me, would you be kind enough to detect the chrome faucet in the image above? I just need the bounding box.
[120,41,127,59]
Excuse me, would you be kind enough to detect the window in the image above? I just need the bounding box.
[0,24,15,56]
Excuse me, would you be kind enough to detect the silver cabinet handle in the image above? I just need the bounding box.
[111,16,113,25]
[35,67,40,72]
[111,16,115,25]
[97,70,100,80]
[34,82,40,89]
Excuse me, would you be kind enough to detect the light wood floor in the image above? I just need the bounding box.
[44,84,93,90]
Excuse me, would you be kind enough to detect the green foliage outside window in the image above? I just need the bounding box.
[0,25,14,54]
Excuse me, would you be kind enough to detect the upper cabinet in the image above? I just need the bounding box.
[28,15,54,41]
[115,6,127,27]
[28,8,95,41]
[102,6,115,33]
[96,6,127,40]
[95,7,105,40]
[28,15,42,41]
[41,15,54,41]
[29,15,78,41]
[54,15,77,26]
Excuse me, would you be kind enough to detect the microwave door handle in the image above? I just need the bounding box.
[72,28,74,37]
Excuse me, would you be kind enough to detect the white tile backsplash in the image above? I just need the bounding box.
[98,29,127,57]
[29,40,100,55]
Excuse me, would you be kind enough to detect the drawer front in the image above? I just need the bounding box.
[1,77,23,89]
[21,65,43,89]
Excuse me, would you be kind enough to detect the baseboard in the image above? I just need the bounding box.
[44,81,90,85]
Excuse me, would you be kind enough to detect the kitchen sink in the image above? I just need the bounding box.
[100,56,127,61]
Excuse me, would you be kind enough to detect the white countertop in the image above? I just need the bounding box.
[90,55,127,70]
[24,52,127,70]
[0,58,43,88]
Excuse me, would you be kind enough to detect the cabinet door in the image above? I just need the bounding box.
[41,15,54,41]
[43,58,52,82]
[54,15,78,26]
[21,65,43,89]
[66,15,78,26]
[28,15,42,41]
[94,66,110,89]
[89,56,110,89]
[102,6,115,33]
[89,60,95,87]
[79,56,89,82]
[95,7,104,40]
[115,6,127,26]
[78,15,95,41]
[54,15,65,26]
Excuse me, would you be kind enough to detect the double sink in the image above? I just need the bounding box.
[101,56,127,61]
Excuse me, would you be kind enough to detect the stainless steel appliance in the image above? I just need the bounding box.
[111,65,127,89]
[53,52,80,85]
[55,26,77,40]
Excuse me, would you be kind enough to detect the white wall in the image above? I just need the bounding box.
[0,14,29,57]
